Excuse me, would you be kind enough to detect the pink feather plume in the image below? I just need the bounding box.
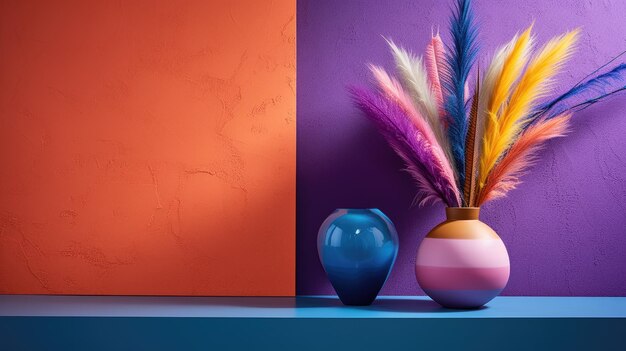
[425,33,448,119]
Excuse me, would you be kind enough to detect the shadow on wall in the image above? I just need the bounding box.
[296,101,446,296]
[0,118,296,296]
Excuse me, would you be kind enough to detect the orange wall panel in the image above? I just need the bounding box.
[0,0,295,295]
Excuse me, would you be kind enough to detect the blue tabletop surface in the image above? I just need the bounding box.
[1,295,625,318]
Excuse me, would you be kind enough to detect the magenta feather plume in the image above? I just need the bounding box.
[368,65,458,192]
[349,86,461,206]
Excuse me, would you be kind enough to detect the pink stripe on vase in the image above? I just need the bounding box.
[416,238,509,268]
[415,265,510,290]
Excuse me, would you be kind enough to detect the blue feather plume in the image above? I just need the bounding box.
[530,63,626,122]
[566,85,626,113]
[442,0,479,189]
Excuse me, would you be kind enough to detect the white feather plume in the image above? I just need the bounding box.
[385,38,455,178]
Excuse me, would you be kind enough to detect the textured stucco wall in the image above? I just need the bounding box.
[0,0,296,295]
[297,0,626,296]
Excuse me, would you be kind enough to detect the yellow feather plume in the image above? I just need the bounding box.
[479,29,579,189]
[479,27,534,188]
[490,26,534,116]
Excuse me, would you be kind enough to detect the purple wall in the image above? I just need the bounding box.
[297,0,626,296]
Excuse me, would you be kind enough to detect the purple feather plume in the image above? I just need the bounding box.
[349,86,460,206]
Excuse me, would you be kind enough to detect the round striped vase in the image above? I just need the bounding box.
[415,207,509,309]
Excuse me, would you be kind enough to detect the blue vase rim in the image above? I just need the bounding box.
[334,208,380,212]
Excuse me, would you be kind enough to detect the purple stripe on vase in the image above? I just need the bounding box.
[415,265,510,290]
[421,289,505,309]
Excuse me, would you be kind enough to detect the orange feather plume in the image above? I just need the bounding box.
[476,114,571,205]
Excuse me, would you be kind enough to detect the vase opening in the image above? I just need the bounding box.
[445,207,480,220]
[335,208,380,214]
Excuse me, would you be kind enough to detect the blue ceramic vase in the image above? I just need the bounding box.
[317,208,399,306]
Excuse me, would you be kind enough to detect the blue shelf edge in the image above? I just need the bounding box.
[1,295,625,350]
[1,295,625,318]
